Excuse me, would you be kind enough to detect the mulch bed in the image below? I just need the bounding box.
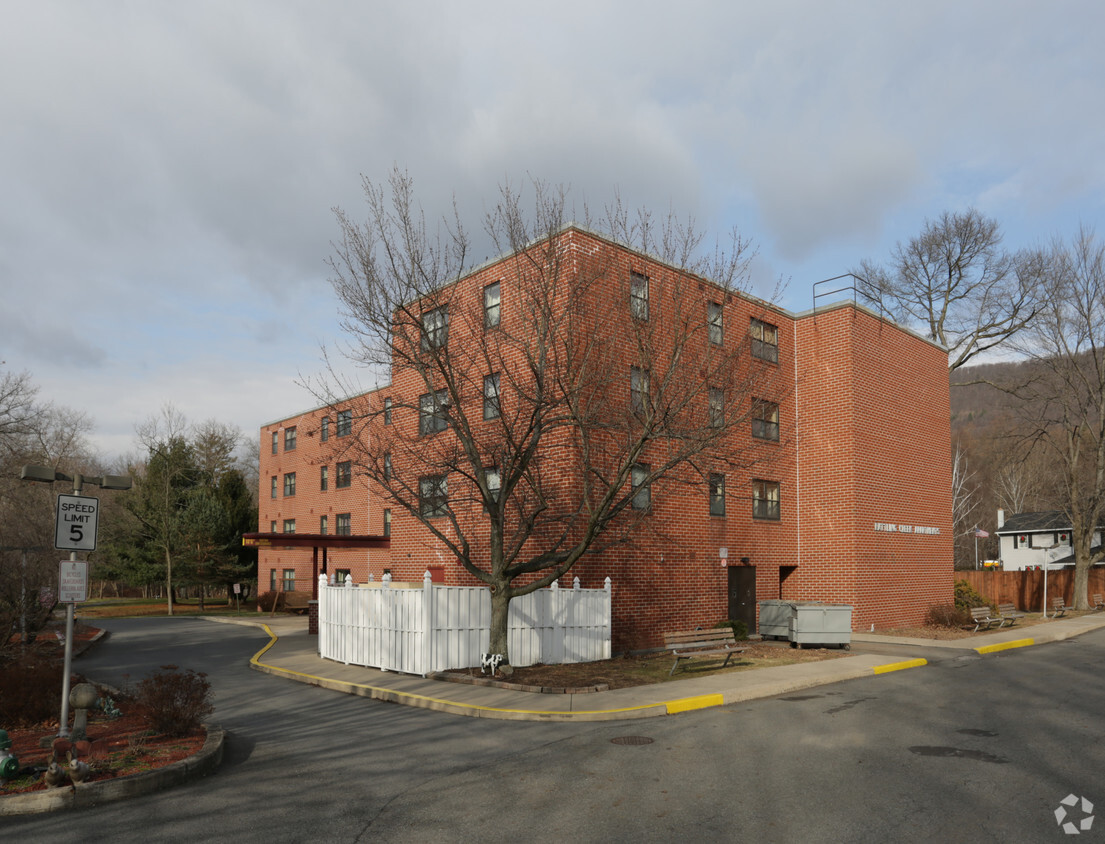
[2,709,206,794]
[1,622,205,796]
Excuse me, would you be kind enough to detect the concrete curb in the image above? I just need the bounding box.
[249,632,670,722]
[222,613,1105,721]
[0,726,224,816]
[245,623,934,721]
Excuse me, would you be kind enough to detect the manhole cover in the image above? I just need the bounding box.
[610,736,654,746]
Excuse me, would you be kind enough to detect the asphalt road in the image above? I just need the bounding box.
[7,618,1104,843]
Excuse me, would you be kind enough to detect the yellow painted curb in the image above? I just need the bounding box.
[665,694,725,714]
[872,658,927,674]
[249,625,669,721]
[975,638,1034,654]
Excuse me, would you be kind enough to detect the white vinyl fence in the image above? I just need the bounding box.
[317,571,612,676]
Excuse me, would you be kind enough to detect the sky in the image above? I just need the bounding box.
[3,1,1103,463]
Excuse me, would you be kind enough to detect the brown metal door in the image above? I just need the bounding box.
[728,566,756,631]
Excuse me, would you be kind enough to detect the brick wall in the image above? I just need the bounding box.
[257,228,954,649]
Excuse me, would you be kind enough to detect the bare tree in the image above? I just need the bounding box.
[192,419,243,482]
[856,209,1040,370]
[324,170,781,668]
[1010,228,1105,608]
[0,370,38,449]
[951,441,980,567]
[0,371,96,655]
[992,440,1049,516]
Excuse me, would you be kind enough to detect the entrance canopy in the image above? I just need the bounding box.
[243,532,390,598]
[243,532,389,550]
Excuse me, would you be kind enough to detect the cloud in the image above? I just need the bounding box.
[2,0,1104,460]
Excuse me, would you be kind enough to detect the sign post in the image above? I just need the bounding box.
[53,493,99,737]
[21,466,131,739]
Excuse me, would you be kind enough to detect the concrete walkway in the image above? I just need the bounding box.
[205,611,1105,722]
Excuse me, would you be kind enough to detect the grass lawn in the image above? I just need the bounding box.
[77,597,258,618]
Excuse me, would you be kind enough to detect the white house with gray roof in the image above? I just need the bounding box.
[996,510,1103,571]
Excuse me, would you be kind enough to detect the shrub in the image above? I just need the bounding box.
[256,591,281,612]
[0,658,64,726]
[954,580,989,611]
[714,619,749,640]
[924,603,969,628]
[135,664,214,736]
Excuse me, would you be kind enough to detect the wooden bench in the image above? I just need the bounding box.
[997,603,1027,626]
[1052,596,1075,617]
[1093,593,1104,611]
[969,606,1002,632]
[282,591,312,614]
[663,628,745,676]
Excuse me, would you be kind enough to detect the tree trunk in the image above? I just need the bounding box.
[1073,541,1091,610]
[488,584,513,673]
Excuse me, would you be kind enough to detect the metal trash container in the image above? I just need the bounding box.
[758,600,794,640]
[759,600,852,649]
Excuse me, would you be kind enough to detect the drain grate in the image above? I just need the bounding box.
[610,736,654,746]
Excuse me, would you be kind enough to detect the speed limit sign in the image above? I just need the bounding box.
[55,494,99,551]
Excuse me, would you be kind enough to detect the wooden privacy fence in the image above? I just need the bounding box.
[317,572,612,676]
[962,568,1105,611]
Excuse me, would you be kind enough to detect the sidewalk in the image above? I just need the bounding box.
[205,611,1105,722]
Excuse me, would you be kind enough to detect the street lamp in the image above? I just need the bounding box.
[20,464,132,738]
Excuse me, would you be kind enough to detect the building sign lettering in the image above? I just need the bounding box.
[874,522,940,535]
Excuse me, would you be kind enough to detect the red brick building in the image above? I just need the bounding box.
[258,227,952,650]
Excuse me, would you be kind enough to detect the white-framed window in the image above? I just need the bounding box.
[709,387,724,428]
[630,272,649,321]
[337,409,352,437]
[421,304,449,350]
[284,426,297,451]
[283,472,296,497]
[270,476,277,499]
[752,399,780,442]
[484,282,501,329]
[483,373,501,420]
[282,569,295,591]
[383,509,392,537]
[283,518,296,533]
[751,318,779,363]
[320,416,329,441]
[631,463,651,510]
[630,366,649,415]
[708,302,723,345]
[419,389,449,435]
[320,465,328,491]
[384,453,392,480]
[336,513,351,535]
[753,479,780,520]
[487,467,501,502]
[336,461,352,488]
[709,473,726,516]
[319,515,328,535]
[383,398,392,425]
[271,431,278,454]
[419,474,449,518]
